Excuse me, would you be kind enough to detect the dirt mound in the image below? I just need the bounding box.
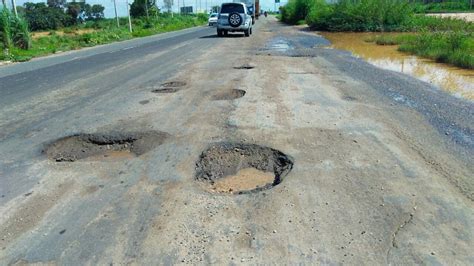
[195,142,294,194]
[44,131,169,162]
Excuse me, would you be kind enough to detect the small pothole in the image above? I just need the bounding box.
[234,64,255,70]
[152,88,180,93]
[195,142,294,194]
[342,96,357,101]
[139,100,150,104]
[149,81,186,93]
[44,131,169,162]
[212,89,246,101]
[161,81,186,87]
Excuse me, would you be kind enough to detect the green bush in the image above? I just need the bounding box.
[372,31,474,69]
[0,8,31,53]
[398,31,474,69]
[280,0,313,24]
[24,3,73,31]
[305,0,415,32]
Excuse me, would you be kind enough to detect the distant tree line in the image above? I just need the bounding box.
[17,0,105,31]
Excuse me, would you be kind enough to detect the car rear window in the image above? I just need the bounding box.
[210,14,217,17]
[221,4,244,13]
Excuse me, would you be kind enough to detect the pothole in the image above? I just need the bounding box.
[195,142,294,194]
[150,81,186,93]
[342,95,357,101]
[152,88,180,93]
[44,131,169,162]
[234,64,255,70]
[161,81,186,87]
[212,89,246,101]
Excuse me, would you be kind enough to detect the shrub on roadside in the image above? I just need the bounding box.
[280,0,313,25]
[305,0,415,32]
[0,8,31,55]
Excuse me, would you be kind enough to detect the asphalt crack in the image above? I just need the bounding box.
[386,211,415,264]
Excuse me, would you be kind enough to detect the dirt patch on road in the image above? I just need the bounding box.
[212,89,246,101]
[44,131,169,162]
[195,142,294,194]
[210,168,276,193]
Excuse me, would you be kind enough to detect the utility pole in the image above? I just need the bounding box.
[11,0,17,17]
[113,0,120,27]
[1,0,6,8]
[126,0,132,32]
[145,0,149,19]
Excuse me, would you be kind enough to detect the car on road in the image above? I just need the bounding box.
[208,13,218,26]
[216,3,253,37]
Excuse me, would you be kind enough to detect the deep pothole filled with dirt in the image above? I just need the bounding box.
[151,81,186,93]
[44,131,169,162]
[212,89,246,101]
[195,143,294,194]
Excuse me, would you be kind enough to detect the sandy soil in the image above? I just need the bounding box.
[426,12,474,22]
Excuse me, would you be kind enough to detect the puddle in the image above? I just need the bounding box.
[195,142,294,194]
[320,32,474,100]
[44,131,169,162]
[260,35,329,57]
[269,38,292,52]
[212,89,246,100]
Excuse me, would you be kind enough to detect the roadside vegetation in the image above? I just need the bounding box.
[0,0,208,62]
[280,0,473,69]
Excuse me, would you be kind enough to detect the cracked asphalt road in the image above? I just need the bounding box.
[0,17,473,264]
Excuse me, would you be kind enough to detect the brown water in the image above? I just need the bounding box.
[320,32,474,100]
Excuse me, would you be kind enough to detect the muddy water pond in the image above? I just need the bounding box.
[320,32,474,100]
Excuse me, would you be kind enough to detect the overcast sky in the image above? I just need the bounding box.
[9,0,288,17]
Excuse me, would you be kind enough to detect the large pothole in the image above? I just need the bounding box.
[44,131,169,162]
[195,143,294,194]
[212,89,246,101]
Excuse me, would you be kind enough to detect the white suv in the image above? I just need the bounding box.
[217,3,253,37]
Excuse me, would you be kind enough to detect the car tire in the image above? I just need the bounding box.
[244,28,250,37]
[224,30,228,36]
[228,12,243,28]
[217,30,223,37]
[250,28,252,35]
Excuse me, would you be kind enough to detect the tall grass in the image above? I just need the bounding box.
[0,8,13,54]
[0,8,31,59]
[2,14,207,61]
[302,0,415,32]
[374,31,474,69]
